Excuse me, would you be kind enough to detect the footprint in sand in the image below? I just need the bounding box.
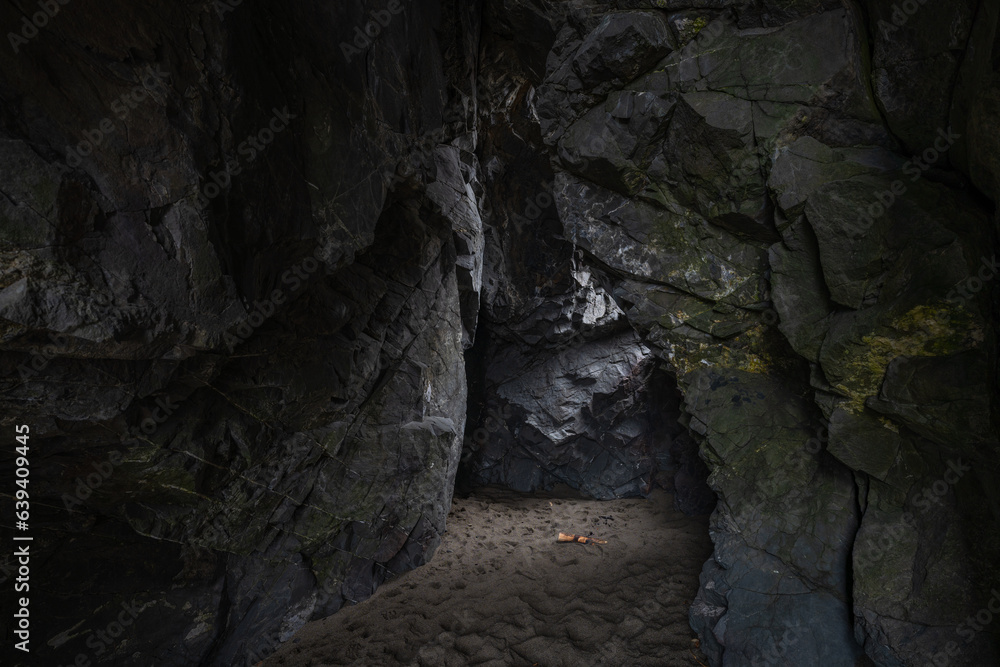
[265,489,714,667]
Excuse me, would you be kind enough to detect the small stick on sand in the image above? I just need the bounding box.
[557,532,607,545]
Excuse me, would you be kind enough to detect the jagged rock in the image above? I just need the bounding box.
[0,1,477,664]
[528,2,999,665]
[468,328,656,499]
[426,144,486,348]
[866,0,976,155]
[768,87,998,667]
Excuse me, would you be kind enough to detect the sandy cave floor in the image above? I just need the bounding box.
[264,486,714,667]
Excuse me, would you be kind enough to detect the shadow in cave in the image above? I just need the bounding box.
[264,328,717,666]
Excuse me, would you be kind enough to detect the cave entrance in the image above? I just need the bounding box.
[455,317,715,515]
[264,316,717,666]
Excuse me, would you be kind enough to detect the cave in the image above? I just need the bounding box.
[1,0,999,666]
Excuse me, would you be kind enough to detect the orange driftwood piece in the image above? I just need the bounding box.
[557,532,607,545]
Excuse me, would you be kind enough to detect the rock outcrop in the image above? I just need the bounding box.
[0,1,481,664]
[471,1,1000,666]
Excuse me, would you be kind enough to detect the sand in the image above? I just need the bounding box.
[265,486,713,667]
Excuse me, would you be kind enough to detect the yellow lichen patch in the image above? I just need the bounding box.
[664,322,774,378]
[718,338,772,375]
[878,416,899,434]
[834,303,981,412]
[727,349,771,375]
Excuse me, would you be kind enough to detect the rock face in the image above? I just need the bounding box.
[472,1,1000,666]
[0,1,997,666]
[0,1,481,664]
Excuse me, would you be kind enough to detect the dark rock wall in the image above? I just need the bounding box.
[459,0,707,501]
[471,1,1000,666]
[0,1,481,664]
[0,0,998,666]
